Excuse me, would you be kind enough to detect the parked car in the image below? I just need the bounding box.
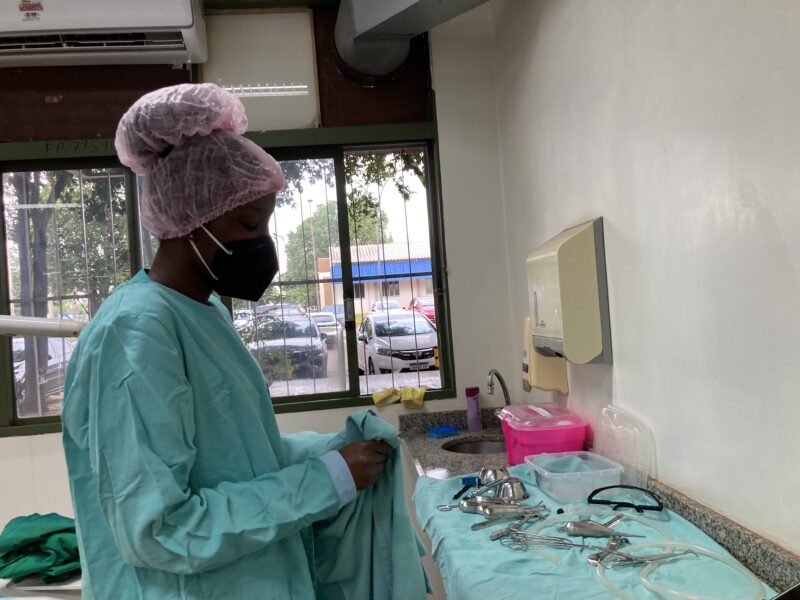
[321,304,346,327]
[260,303,305,316]
[267,304,306,316]
[13,337,76,405]
[408,295,437,325]
[246,315,328,379]
[310,312,341,348]
[369,300,403,313]
[357,309,437,374]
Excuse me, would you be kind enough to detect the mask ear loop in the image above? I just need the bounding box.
[188,235,218,281]
[201,225,233,256]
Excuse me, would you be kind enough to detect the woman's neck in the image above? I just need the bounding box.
[148,240,214,304]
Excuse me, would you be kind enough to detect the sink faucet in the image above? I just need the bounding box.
[486,369,511,407]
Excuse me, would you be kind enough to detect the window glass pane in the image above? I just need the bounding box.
[234,285,347,398]
[10,335,76,418]
[344,148,441,395]
[3,168,130,418]
[136,175,159,269]
[234,158,348,398]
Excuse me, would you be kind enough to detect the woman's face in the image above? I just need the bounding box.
[204,193,277,244]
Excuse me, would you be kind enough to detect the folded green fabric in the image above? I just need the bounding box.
[0,513,80,583]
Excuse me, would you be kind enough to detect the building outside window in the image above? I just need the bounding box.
[381,280,400,297]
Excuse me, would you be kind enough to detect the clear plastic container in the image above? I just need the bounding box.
[593,405,656,490]
[525,451,624,502]
[498,404,587,465]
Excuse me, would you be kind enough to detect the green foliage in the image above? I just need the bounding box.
[345,149,425,223]
[280,201,389,308]
[4,170,130,317]
[251,348,294,381]
[53,172,131,316]
[279,160,333,208]
[279,150,424,309]
[3,169,130,416]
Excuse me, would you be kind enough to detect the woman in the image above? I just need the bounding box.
[61,84,391,599]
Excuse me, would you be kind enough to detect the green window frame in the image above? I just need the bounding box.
[0,122,455,437]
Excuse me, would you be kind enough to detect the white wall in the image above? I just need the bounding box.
[0,434,74,519]
[488,0,800,553]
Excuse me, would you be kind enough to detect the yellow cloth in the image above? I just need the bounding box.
[372,388,401,406]
[400,387,427,409]
[372,387,427,408]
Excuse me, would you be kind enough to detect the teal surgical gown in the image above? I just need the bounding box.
[61,270,350,599]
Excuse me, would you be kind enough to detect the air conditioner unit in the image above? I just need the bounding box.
[0,0,207,67]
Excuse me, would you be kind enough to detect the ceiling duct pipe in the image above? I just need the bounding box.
[334,0,490,85]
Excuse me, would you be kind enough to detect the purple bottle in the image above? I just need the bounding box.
[466,387,482,432]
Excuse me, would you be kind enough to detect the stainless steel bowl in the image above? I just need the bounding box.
[495,477,529,501]
[478,467,510,486]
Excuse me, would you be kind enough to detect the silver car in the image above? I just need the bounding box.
[310,312,341,348]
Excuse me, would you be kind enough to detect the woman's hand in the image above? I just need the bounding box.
[338,440,393,490]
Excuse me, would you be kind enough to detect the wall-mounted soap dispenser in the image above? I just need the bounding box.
[522,314,568,393]
[526,217,612,364]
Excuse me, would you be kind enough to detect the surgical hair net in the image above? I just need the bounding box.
[115,83,284,239]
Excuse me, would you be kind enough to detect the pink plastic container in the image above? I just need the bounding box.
[498,404,587,465]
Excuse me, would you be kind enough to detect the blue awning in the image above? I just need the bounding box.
[331,259,432,281]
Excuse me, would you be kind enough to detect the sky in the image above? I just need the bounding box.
[269,162,432,272]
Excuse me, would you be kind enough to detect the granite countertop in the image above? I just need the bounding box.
[402,427,506,479]
[398,408,800,593]
[400,407,507,479]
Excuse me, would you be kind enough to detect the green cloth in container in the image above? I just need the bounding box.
[0,513,80,583]
[535,454,595,473]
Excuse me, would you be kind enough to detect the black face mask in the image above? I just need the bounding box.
[189,226,279,302]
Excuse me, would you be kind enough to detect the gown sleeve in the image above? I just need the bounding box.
[64,312,342,575]
[281,431,344,464]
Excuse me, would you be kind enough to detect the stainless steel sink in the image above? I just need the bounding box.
[442,438,506,454]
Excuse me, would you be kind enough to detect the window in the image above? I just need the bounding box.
[1,134,453,432]
[231,158,350,398]
[381,280,400,297]
[2,167,133,419]
[346,147,445,395]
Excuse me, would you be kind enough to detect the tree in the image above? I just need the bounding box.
[54,170,130,316]
[344,149,425,223]
[277,149,426,309]
[279,160,333,208]
[4,168,130,416]
[281,201,389,308]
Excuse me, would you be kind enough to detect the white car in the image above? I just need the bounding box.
[369,300,402,313]
[357,309,437,374]
[310,311,341,348]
